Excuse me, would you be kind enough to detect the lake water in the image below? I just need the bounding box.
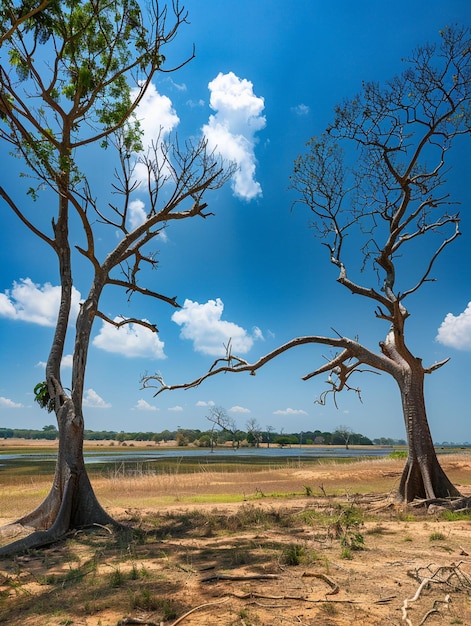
[0,445,393,469]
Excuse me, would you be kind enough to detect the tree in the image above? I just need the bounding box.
[246,417,262,447]
[332,425,353,450]
[0,0,230,555]
[206,406,240,448]
[145,26,471,503]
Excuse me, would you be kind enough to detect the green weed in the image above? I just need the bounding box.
[429,531,446,541]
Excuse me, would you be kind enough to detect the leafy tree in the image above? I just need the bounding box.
[147,26,471,503]
[0,0,229,555]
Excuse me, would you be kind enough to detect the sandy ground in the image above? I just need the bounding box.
[0,448,470,625]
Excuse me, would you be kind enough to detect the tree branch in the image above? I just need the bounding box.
[94,312,159,333]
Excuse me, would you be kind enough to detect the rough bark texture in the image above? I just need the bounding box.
[397,362,461,502]
[0,395,116,557]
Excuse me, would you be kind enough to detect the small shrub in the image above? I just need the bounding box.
[340,547,353,560]
[109,567,124,587]
[282,543,305,566]
[429,531,446,541]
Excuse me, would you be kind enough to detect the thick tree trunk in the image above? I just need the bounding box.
[0,396,116,557]
[396,361,461,503]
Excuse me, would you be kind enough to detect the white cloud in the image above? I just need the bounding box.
[82,389,111,408]
[0,396,24,409]
[436,302,471,350]
[187,98,205,108]
[172,298,262,356]
[196,400,215,407]
[169,405,183,412]
[134,399,158,411]
[62,354,73,368]
[130,82,180,185]
[93,317,166,359]
[273,408,308,416]
[0,278,81,327]
[202,72,265,201]
[292,103,310,116]
[132,82,180,149]
[36,354,72,369]
[128,199,147,230]
[229,405,250,414]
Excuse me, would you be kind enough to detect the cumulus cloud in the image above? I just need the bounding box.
[168,405,183,412]
[0,278,81,327]
[196,400,215,407]
[273,408,308,416]
[0,396,24,409]
[229,405,250,414]
[436,302,471,350]
[83,389,111,408]
[134,399,158,411]
[131,82,180,185]
[93,317,166,359]
[202,72,265,201]
[128,199,147,230]
[172,298,262,356]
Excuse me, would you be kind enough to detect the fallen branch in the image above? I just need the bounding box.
[302,571,340,595]
[402,562,469,625]
[169,596,230,626]
[201,573,279,583]
[228,590,359,604]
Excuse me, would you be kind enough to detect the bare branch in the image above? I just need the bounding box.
[94,312,158,334]
[141,334,398,396]
[106,279,180,308]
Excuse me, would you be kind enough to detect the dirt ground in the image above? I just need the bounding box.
[0,454,470,625]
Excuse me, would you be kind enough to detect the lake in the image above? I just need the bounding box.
[0,445,395,474]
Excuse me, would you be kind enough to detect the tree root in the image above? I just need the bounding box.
[410,496,471,511]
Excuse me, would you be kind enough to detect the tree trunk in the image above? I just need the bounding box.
[0,286,117,557]
[0,395,116,557]
[396,360,461,503]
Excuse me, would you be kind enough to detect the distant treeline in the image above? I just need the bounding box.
[0,425,407,447]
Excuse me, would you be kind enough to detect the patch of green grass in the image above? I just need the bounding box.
[340,547,353,559]
[439,509,471,521]
[109,566,124,587]
[429,531,446,541]
[388,450,408,459]
[282,543,305,566]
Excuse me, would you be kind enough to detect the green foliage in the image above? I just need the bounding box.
[0,0,162,188]
[33,381,55,413]
[333,506,366,555]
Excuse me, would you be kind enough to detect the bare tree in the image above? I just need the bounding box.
[0,0,230,555]
[143,26,471,503]
[265,425,276,448]
[207,406,240,448]
[246,418,262,448]
[333,425,354,450]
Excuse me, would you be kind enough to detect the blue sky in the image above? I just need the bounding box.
[0,0,470,442]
